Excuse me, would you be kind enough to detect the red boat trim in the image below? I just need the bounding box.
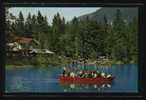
[58,75,114,85]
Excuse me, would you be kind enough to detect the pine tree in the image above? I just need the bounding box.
[128,17,138,63]
[15,11,25,36]
[25,12,32,37]
[31,14,38,38]
[51,13,65,54]
[36,11,45,48]
[112,9,128,62]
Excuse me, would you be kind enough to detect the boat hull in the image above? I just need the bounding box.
[58,75,114,85]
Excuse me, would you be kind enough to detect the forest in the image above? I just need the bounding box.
[6,8,138,65]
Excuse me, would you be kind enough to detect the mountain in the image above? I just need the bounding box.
[78,7,138,23]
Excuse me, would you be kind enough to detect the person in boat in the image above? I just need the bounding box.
[91,71,94,78]
[79,71,85,78]
[106,74,112,78]
[77,70,83,77]
[101,72,106,78]
[85,72,89,78]
[62,67,68,76]
[62,67,70,76]
[96,70,101,77]
[92,71,97,78]
[88,71,93,78]
[62,67,66,75]
[80,71,85,78]
[86,70,98,78]
[70,72,76,78]
[78,70,94,78]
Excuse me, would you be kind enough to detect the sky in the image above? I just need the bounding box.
[8,7,101,25]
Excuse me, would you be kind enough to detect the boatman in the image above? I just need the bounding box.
[62,67,67,76]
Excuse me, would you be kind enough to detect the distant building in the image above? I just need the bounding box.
[6,36,54,56]
[6,42,22,51]
[14,37,40,50]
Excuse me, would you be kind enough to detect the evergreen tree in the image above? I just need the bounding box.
[112,9,128,62]
[36,11,48,49]
[103,15,108,32]
[69,17,81,58]
[31,14,38,38]
[127,17,138,63]
[79,19,106,59]
[41,16,51,49]
[25,12,32,37]
[51,13,65,54]
[15,11,25,36]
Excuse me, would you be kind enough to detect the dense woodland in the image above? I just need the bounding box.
[6,9,138,64]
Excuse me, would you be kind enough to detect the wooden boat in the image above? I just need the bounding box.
[58,74,114,85]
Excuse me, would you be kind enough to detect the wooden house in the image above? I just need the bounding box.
[6,36,54,57]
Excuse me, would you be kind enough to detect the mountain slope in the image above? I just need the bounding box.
[78,7,138,23]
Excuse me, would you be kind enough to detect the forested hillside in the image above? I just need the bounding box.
[79,7,138,23]
[6,8,138,64]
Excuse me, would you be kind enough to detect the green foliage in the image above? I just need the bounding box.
[51,13,66,54]
[6,9,138,64]
[25,13,32,36]
[15,11,25,36]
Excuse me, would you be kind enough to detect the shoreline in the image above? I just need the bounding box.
[6,62,137,70]
[6,55,137,70]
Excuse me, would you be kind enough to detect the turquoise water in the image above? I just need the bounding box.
[5,64,138,93]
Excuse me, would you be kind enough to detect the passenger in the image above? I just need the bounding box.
[62,67,66,76]
[80,71,85,78]
[101,72,106,78]
[84,72,88,78]
[62,70,66,75]
[88,72,92,78]
[96,71,100,76]
[78,70,83,77]
[106,74,112,78]
[81,71,86,78]
[93,72,97,78]
[91,71,94,77]
[70,72,75,78]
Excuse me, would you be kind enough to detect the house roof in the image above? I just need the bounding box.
[15,37,39,45]
[30,49,54,54]
[15,37,33,43]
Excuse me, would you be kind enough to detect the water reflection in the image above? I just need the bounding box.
[60,82,112,92]
[8,76,31,92]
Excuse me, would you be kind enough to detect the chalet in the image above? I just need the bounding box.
[6,37,39,51]
[6,36,54,56]
[14,37,40,50]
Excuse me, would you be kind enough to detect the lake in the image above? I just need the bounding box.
[5,64,138,93]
